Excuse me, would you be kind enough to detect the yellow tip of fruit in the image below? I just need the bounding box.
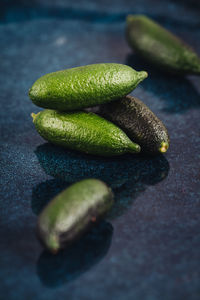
[159,142,169,153]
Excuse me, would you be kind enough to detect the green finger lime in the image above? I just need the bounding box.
[29,63,147,110]
[31,110,141,156]
[37,179,114,253]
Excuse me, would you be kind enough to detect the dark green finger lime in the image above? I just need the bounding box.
[99,95,169,155]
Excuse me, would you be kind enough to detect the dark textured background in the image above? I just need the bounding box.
[0,1,200,299]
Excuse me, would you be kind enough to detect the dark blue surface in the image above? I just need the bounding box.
[0,1,200,299]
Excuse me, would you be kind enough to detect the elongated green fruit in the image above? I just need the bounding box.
[99,95,169,155]
[126,15,200,75]
[37,179,114,253]
[29,63,148,110]
[31,110,140,156]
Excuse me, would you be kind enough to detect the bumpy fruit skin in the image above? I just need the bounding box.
[126,15,200,75]
[99,95,169,155]
[29,63,147,110]
[32,110,140,156]
[37,179,114,253]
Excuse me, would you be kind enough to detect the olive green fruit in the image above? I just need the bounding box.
[31,110,140,156]
[29,63,148,110]
[99,95,169,155]
[126,15,200,75]
[37,179,114,253]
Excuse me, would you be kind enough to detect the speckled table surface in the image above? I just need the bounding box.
[0,1,200,299]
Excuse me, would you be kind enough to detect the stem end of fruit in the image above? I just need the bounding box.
[140,71,148,80]
[31,112,40,123]
[129,143,141,154]
[159,142,169,153]
[47,235,60,254]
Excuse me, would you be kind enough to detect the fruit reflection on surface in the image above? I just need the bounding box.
[37,221,113,287]
[33,143,169,219]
